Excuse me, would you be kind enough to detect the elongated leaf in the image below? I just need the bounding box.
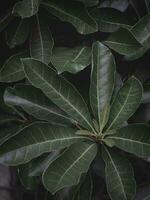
[90,42,116,129]
[13,0,41,18]
[29,151,60,177]
[0,123,22,145]
[102,146,136,200]
[0,52,27,82]
[124,46,148,61]
[104,28,142,56]
[71,174,93,200]
[100,0,129,12]
[43,142,97,194]
[75,0,98,7]
[51,46,91,74]
[6,18,30,48]
[30,14,54,64]
[0,11,13,33]
[18,163,39,190]
[131,14,150,48]
[42,0,97,34]
[91,8,132,33]
[22,58,95,132]
[4,85,73,125]
[106,77,142,130]
[0,122,86,165]
[106,124,150,158]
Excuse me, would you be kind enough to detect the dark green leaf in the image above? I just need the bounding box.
[30,14,54,64]
[0,122,86,165]
[145,0,150,12]
[107,77,142,130]
[43,142,97,194]
[4,85,73,125]
[90,42,115,130]
[104,28,142,56]
[6,18,30,48]
[91,8,132,33]
[100,0,129,12]
[18,163,40,190]
[106,124,150,158]
[13,0,41,18]
[131,14,150,47]
[42,0,97,34]
[0,52,27,83]
[102,146,136,200]
[22,58,95,132]
[135,184,150,200]
[75,0,98,7]
[51,46,91,74]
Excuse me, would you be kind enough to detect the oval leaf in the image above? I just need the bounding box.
[6,18,30,48]
[30,14,54,64]
[51,46,91,74]
[104,28,142,56]
[0,52,27,82]
[13,0,41,18]
[107,77,143,130]
[90,42,116,129]
[102,146,136,200]
[4,85,73,126]
[42,0,97,34]
[0,122,86,165]
[43,142,97,194]
[106,124,150,158]
[22,58,95,132]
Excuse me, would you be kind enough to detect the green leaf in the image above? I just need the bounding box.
[6,18,30,48]
[0,122,86,165]
[106,77,143,130]
[0,52,27,82]
[51,46,91,74]
[42,0,97,34]
[0,11,14,33]
[29,151,60,177]
[75,0,98,7]
[124,46,148,61]
[131,14,150,48]
[4,85,73,126]
[100,0,129,12]
[90,42,116,129]
[135,184,150,200]
[13,0,41,18]
[106,124,150,158]
[22,58,95,132]
[30,14,54,64]
[104,28,142,56]
[102,146,136,200]
[43,142,97,194]
[0,123,23,146]
[91,8,133,33]
[18,163,40,190]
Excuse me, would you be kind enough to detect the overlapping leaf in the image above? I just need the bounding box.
[22,58,95,132]
[90,42,115,129]
[6,18,30,48]
[13,0,41,18]
[0,122,86,165]
[75,0,98,7]
[0,52,27,82]
[106,124,150,158]
[42,0,97,34]
[51,46,91,74]
[43,142,97,194]
[131,14,150,48]
[100,0,129,12]
[106,77,142,130]
[102,146,136,200]
[30,14,54,64]
[104,28,142,55]
[4,85,73,125]
[91,8,132,33]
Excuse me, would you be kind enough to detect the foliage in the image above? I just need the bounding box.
[0,0,150,199]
